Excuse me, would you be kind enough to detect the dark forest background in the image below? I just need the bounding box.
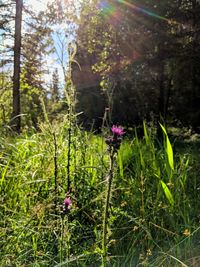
[74,0,200,133]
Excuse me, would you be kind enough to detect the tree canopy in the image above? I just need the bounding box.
[73,0,200,131]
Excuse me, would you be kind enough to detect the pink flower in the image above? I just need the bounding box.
[63,197,72,212]
[111,125,125,136]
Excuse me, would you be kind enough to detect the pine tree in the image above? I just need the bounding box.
[51,68,60,102]
[20,9,53,128]
[12,0,23,133]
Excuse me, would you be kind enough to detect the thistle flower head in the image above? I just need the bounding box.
[64,197,72,207]
[63,197,72,214]
[106,125,125,151]
[111,125,125,136]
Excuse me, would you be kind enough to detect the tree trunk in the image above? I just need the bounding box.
[12,0,23,133]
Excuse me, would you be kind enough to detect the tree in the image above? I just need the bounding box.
[170,0,200,131]
[12,0,22,132]
[1,0,82,129]
[74,0,168,127]
[51,68,60,101]
[20,9,53,128]
[74,0,200,132]
[0,0,15,75]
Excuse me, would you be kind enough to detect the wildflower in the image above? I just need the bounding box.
[106,125,125,151]
[183,229,190,236]
[63,197,72,214]
[146,249,152,256]
[111,125,125,137]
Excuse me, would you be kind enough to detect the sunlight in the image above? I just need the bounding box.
[26,0,80,12]
[26,0,52,12]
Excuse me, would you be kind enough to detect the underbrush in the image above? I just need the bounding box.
[0,121,200,266]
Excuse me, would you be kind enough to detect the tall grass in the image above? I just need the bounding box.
[0,121,200,266]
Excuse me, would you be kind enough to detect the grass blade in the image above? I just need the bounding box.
[160,180,174,206]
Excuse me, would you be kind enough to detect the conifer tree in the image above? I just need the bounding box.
[12,0,22,132]
[20,9,53,128]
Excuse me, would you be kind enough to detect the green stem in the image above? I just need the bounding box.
[53,132,58,215]
[102,148,115,267]
[67,126,71,192]
[60,216,64,263]
[60,216,69,264]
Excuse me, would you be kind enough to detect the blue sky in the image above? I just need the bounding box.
[24,0,79,86]
[1,0,79,87]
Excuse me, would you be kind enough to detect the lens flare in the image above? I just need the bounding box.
[99,0,178,25]
[99,1,122,24]
[117,0,170,23]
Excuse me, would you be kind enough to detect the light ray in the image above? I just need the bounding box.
[99,0,178,25]
[99,1,122,24]
[117,0,170,23]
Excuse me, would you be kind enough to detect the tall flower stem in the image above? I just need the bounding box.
[102,147,115,267]
[102,125,125,266]
[60,216,64,263]
[64,43,77,193]
[60,216,69,265]
[53,132,58,215]
[67,126,71,192]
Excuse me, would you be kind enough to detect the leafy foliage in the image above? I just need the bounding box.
[74,0,200,131]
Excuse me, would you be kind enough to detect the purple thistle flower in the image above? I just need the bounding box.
[111,125,125,137]
[106,125,125,151]
[63,197,72,213]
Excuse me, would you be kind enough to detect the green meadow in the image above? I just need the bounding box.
[1,121,200,266]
